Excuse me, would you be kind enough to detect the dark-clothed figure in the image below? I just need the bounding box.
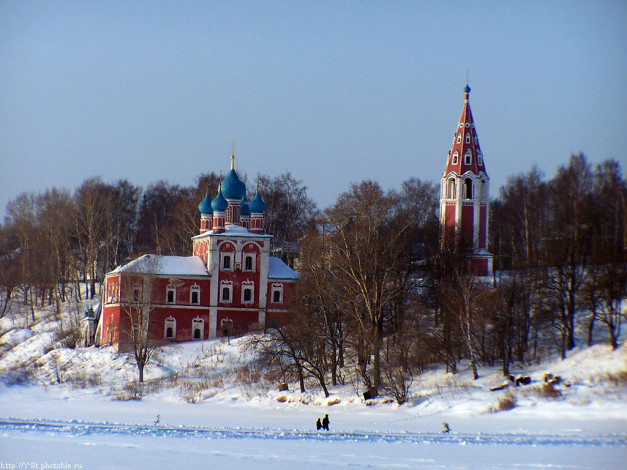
[316,418,322,430]
[322,414,329,431]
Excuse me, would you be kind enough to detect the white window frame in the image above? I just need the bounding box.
[465,133,470,143]
[220,281,233,303]
[464,149,472,165]
[165,316,176,339]
[190,284,200,305]
[271,283,284,304]
[456,134,462,143]
[451,151,458,165]
[221,253,233,271]
[166,286,176,304]
[241,280,254,304]
[244,254,255,272]
[192,317,204,340]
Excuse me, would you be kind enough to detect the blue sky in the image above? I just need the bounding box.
[1,1,625,218]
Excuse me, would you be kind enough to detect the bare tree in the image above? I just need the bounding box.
[119,255,163,384]
[74,178,109,300]
[546,154,595,352]
[259,172,319,266]
[583,263,626,350]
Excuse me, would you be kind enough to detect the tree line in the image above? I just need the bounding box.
[0,153,625,403]
[250,154,625,402]
[0,172,316,318]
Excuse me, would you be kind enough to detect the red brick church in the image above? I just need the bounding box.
[96,156,298,350]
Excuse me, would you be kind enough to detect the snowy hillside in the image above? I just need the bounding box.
[0,303,626,469]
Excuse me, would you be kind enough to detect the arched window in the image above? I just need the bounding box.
[464,149,472,165]
[465,133,470,143]
[192,317,204,340]
[164,316,176,339]
[477,152,483,165]
[447,179,456,199]
[451,151,458,164]
[244,254,255,271]
[220,281,233,303]
[456,134,462,143]
[190,284,200,305]
[166,286,175,304]
[241,280,254,304]
[271,283,284,304]
[464,179,473,199]
[222,254,232,270]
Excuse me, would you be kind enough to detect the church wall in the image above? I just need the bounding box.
[217,309,261,336]
[216,240,263,310]
[149,276,211,307]
[461,204,474,249]
[146,306,211,342]
[443,202,456,248]
[478,204,487,249]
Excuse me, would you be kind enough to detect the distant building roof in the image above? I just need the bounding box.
[110,254,209,276]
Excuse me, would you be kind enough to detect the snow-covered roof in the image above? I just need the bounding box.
[268,256,298,280]
[474,249,493,257]
[109,255,209,277]
[192,224,273,240]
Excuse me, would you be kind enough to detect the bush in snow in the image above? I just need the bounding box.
[488,391,517,413]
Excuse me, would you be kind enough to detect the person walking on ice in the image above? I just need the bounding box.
[316,418,322,431]
[322,414,330,431]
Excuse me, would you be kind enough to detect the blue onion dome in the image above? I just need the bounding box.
[211,187,228,212]
[198,192,213,215]
[249,191,266,213]
[464,83,471,94]
[221,169,247,200]
[240,195,250,216]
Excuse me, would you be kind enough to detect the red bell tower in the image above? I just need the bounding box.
[440,84,493,276]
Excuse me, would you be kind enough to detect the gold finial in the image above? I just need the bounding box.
[256,172,260,192]
[205,182,210,195]
[231,139,235,170]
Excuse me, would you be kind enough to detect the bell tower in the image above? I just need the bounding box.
[440,84,493,276]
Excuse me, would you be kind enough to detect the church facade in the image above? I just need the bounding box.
[439,84,493,276]
[97,157,297,350]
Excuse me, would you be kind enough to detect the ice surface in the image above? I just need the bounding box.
[1,304,626,469]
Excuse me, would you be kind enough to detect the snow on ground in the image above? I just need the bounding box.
[1,306,626,469]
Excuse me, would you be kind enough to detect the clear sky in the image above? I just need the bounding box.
[1,0,625,218]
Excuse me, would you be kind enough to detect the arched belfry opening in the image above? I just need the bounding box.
[447,179,456,199]
[464,179,473,199]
